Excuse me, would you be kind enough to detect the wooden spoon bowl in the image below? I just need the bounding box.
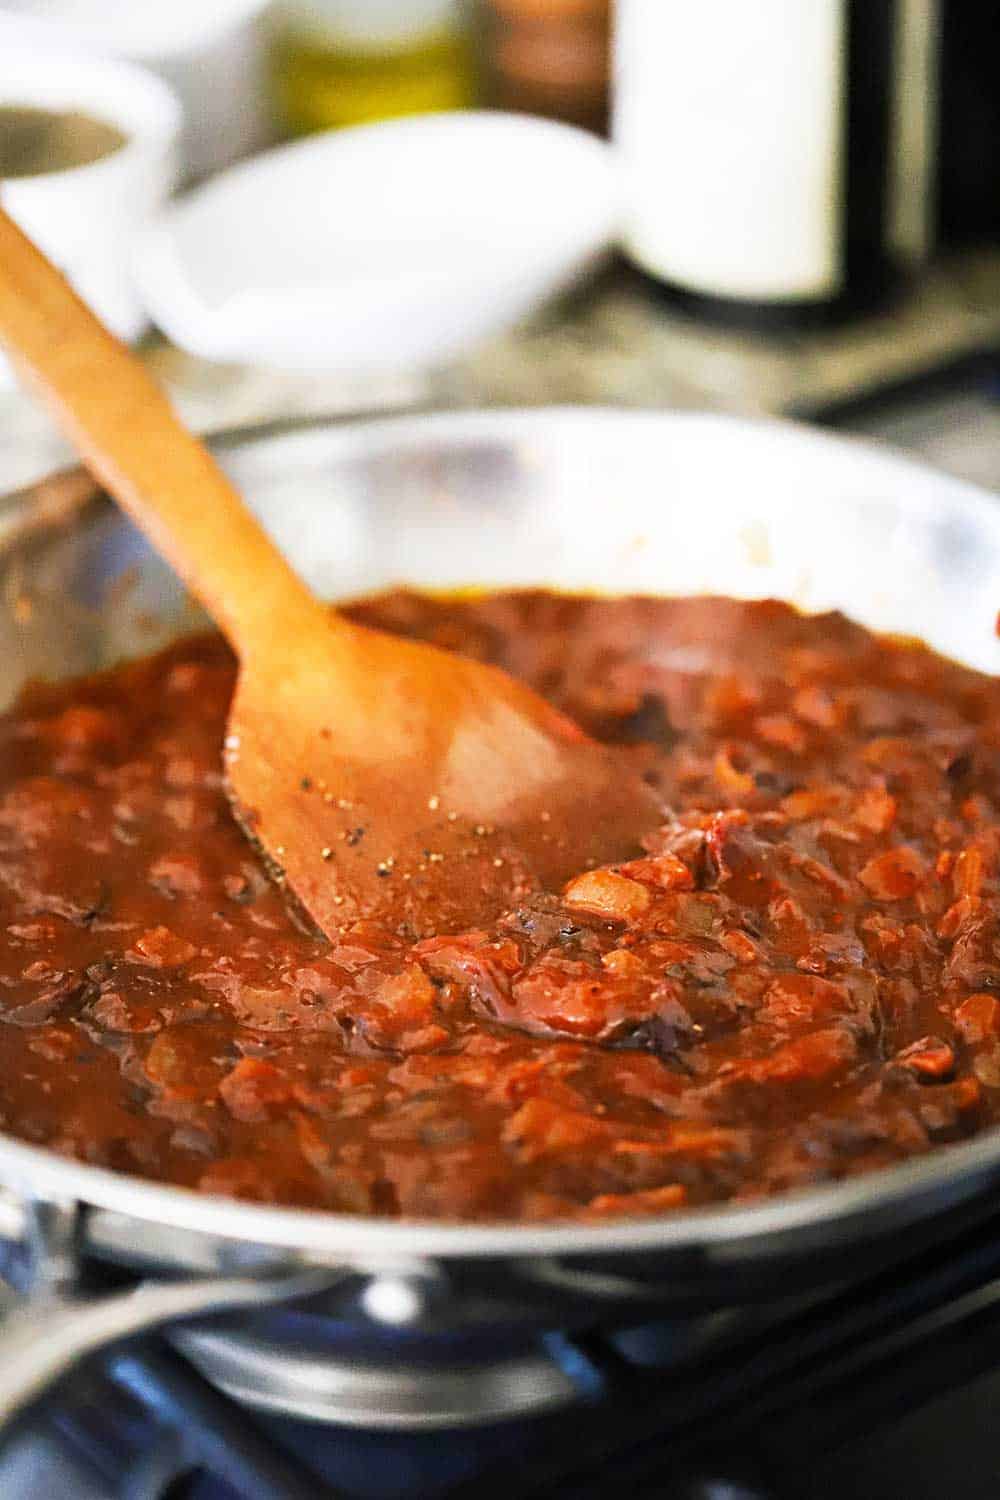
[0,208,663,940]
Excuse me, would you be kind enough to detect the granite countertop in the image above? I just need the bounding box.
[1,248,998,495]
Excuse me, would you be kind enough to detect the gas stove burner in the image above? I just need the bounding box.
[170,1295,743,1429]
[8,1209,1000,1499]
[175,1322,579,1428]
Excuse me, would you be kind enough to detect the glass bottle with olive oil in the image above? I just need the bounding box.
[270,0,475,135]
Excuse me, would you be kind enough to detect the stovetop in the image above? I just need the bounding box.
[1,354,998,1500]
[5,1188,1000,1500]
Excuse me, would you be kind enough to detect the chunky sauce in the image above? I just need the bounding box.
[2,592,1000,1221]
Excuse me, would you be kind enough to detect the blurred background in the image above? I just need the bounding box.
[0,0,997,493]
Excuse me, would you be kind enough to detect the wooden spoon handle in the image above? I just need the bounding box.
[0,207,329,658]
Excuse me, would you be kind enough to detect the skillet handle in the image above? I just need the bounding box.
[0,1268,334,1435]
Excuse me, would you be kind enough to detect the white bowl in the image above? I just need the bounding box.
[0,47,182,385]
[135,111,619,373]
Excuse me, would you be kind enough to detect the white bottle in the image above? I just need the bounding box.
[614,0,939,326]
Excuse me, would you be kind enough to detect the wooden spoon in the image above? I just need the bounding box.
[0,209,663,938]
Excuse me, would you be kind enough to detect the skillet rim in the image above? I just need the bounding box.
[2,402,1000,1261]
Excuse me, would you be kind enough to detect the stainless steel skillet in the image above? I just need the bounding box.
[0,406,999,1427]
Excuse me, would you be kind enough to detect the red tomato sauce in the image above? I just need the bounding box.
[1,591,999,1221]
